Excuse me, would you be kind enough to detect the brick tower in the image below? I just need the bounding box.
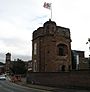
[5,52,11,73]
[32,19,72,72]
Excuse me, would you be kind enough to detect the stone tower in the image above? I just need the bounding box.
[5,53,11,73]
[32,19,72,72]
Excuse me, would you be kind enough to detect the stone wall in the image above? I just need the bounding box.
[27,71,90,89]
[32,20,72,72]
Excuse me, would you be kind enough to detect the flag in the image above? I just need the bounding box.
[43,2,51,10]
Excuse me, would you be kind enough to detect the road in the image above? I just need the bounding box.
[0,80,51,92]
[0,80,90,92]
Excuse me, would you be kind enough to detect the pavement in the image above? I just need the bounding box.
[15,78,90,92]
[16,78,57,91]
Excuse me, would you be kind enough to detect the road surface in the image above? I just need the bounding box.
[0,80,51,92]
[0,80,90,92]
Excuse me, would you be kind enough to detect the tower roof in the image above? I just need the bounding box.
[43,19,56,27]
[6,52,11,56]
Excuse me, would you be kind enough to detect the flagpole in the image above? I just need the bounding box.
[51,3,52,20]
[43,2,52,20]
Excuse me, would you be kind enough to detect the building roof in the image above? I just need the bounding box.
[6,52,11,56]
[43,19,56,27]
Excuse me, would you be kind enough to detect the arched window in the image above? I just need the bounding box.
[33,60,37,72]
[57,44,68,56]
[34,43,37,55]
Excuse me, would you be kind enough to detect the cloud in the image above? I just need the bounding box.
[0,52,31,63]
[0,17,32,56]
[31,15,48,22]
[0,0,49,63]
[0,0,90,63]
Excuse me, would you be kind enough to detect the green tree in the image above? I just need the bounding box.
[10,59,27,75]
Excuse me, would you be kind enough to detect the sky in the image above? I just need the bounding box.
[0,0,90,62]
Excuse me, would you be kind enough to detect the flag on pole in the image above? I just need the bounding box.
[43,2,51,10]
[43,2,52,19]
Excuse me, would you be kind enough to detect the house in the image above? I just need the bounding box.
[0,62,5,74]
[72,50,90,70]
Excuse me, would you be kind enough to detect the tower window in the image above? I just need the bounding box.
[57,44,68,56]
[33,60,37,72]
[34,43,37,55]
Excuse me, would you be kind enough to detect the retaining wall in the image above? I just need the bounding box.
[26,70,90,89]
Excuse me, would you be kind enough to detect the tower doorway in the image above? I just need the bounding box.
[61,65,65,71]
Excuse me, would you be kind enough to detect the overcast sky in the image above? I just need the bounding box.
[0,0,90,62]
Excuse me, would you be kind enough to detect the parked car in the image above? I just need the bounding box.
[0,74,6,80]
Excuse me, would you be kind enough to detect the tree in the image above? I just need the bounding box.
[10,59,27,75]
